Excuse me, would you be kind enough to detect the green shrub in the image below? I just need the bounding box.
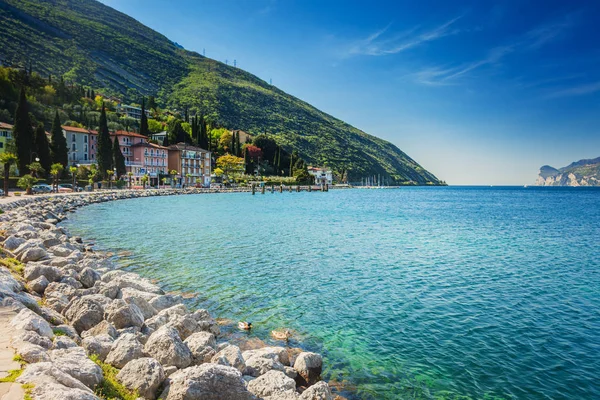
[0,368,23,383]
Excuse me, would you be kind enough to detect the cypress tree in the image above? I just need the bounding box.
[236,132,241,157]
[50,110,68,167]
[162,132,170,147]
[91,89,95,98]
[113,135,126,177]
[13,87,34,175]
[34,123,52,174]
[231,131,235,155]
[97,105,113,178]
[140,98,149,136]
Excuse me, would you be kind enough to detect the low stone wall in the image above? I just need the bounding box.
[0,190,336,400]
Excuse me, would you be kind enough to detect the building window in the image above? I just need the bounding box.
[84,136,88,143]
[72,135,76,142]
[72,143,76,151]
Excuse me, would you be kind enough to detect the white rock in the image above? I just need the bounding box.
[211,344,245,372]
[50,347,103,389]
[116,357,165,399]
[299,381,333,400]
[247,370,297,398]
[10,308,54,339]
[144,326,192,369]
[105,333,145,369]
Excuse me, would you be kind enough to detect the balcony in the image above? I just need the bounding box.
[125,161,143,166]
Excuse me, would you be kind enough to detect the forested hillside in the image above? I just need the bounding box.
[0,0,442,184]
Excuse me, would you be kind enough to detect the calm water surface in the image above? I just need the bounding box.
[63,187,600,400]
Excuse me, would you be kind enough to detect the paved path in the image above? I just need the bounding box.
[0,307,24,400]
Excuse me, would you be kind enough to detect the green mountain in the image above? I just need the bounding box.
[536,157,600,186]
[0,0,442,184]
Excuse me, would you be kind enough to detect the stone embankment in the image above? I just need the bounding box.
[0,190,336,400]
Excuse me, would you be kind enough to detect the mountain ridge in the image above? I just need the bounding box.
[536,157,600,186]
[0,0,441,184]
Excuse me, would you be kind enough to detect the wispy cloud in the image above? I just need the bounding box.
[347,16,463,57]
[545,81,600,99]
[413,15,576,86]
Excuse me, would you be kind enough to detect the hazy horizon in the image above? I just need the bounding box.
[100,0,600,185]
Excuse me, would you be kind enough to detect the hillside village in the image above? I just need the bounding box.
[0,66,332,194]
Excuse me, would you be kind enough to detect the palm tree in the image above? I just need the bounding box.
[50,163,64,193]
[170,169,178,188]
[17,174,37,195]
[0,152,17,196]
[127,171,133,189]
[27,161,45,179]
[69,166,78,191]
[140,174,149,189]
[107,170,114,189]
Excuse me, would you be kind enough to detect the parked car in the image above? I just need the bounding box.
[0,189,4,196]
[58,184,82,192]
[32,184,52,194]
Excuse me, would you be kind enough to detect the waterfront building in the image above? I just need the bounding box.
[167,142,211,187]
[0,122,13,154]
[307,166,333,185]
[131,141,169,186]
[62,126,91,165]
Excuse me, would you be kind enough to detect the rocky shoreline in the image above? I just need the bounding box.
[0,190,336,400]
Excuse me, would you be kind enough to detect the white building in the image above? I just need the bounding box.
[307,167,333,185]
[116,104,150,120]
[62,126,90,165]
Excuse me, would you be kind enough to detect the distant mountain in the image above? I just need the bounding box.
[536,157,600,186]
[0,0,442,185]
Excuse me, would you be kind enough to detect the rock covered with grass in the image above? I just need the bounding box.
[0,190,335,399]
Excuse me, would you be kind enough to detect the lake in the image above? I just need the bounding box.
[62,187,600,399]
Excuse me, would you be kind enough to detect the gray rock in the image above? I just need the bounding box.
[3,235,26,251]
[82,334,114,362]
[105,272,164,295]
[49,347,104,389]
[79,267,100,288]
[49,257,72,268]
[104,299,144,329]
[51,245,75,258]
[20,246,49,262]
[20,330,53,349]
[211,344,245,372]
[284,366,298,380]
[120,287,158,319]
[144,304,187,330]
[192,309,212,322]
[242,346,291,367]
[10,308,54,339]
[299,381,333,400]
[149,293,183,312]
[52,335,78,349]
[293,352,322,386]
[116,357,165,399]
[53,324,81,343]
[247,370,297,398]
[82,320,118,339]
[184,332,216,365]
[63,295,105,333]
[15,342,51,363]
[61,276,83,289]
[24,263,62,282]
[30,275,50,294]
[17,362,98,399]
[144,326,192,369]
[243,355,285,377]
[167,313,199,340]
[105,333,145,369]
[161,363,252,400]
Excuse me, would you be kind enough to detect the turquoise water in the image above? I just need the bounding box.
[63,187,600,399]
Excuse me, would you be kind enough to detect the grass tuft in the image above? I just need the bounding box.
[0,368,23,383]
[0,257,24,276]
[89,354,138,400]
[52,328,67,336]
[13,354,26,365]
[22,383,34,400]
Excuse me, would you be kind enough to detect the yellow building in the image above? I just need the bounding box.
[0,122,13,154]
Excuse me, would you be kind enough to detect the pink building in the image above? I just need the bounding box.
[89,130,148,178]
[131,141,169,185]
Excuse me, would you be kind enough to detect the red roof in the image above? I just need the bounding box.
[0,122,13,129]
[62,125,90,133]
[113,130,147,139]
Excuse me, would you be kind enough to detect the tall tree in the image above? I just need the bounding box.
[113,135,126,177]
[50,110,68,167]
[147,96,157,111]
[231,131,236,155]
[0,153,17,196]
[140,98,149,136]
[162,131,170,147]
[34,123,51,174]
[236,132,241,157]
[97,105,113,178]
[13,87,34,175]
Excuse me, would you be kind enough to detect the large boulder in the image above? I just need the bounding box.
[184,332,216,365]
[149,293,183,312]
[299,381,333,400]
[79,267,100,288]
[211,344,245,372]
[161,364,252,400]
[116,357,165,399]
[20,330,53,349]
[242,346,291,366]
[49,347,104,389]
[52,336,79,349]
[104,299,144,329]
[10,308,54,339]
[15,342,51,363]
[3,235,26,251]
[293,352,322,386]
[246,370,297,399]
[24,263,62,282]
[144,326,192,369]
[81,320,118,339]
[105,333,145,369]
[119,287,158,319]
[63,295,106,333]
[29,275,50,294]
[104,272,164,295]
[20,246,49,263]
[144,304,187,330]
[167,313,199,340]
[16,362,99,400]
[243,355,285,378]
[82,334,114,362]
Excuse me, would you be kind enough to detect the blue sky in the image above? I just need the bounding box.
[100,0,600,185]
